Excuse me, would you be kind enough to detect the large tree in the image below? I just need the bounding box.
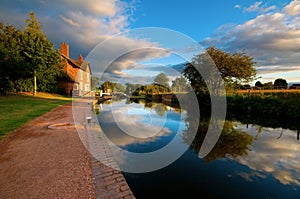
[22,12,62,95]
[0,23,27,94]
[0,12,62,94]
[183,46,256,93]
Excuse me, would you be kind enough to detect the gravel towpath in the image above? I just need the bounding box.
[0,103,96,198]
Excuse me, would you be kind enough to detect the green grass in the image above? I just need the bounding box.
[0,93,71,139]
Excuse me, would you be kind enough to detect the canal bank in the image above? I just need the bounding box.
[0,101,135,199]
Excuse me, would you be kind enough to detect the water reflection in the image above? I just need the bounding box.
[182,110,300,187]
[183,119,253,161]
[233,124,300,187]
[98,99,300,197]
[97,99,186,152]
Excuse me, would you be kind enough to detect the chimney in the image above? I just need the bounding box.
[60,42,69,57]
[78,54,83,62]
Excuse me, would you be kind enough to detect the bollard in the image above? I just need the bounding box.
[86,116,92,124]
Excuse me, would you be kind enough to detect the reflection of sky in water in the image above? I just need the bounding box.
[232,123,300,187]
[98,100,187,153]
[98,100,300,198]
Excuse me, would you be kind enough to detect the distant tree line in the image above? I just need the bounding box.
[253,78,288,89]
[0,12,62,95]
[99,72,189,96]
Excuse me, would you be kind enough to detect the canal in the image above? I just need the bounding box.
[97,99,300,199]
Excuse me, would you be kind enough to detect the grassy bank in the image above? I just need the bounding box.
[226,92,300,129]
[0,93,71,139]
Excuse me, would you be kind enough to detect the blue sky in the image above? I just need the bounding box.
[1,0,300,85]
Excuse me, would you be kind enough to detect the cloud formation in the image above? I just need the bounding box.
[0,0,172,79]
[284,0,300,16]
[244,1,276,13]
[201,0,300,82]
[60,0,120,16]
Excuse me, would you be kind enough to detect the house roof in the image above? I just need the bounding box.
[61,54,91,74]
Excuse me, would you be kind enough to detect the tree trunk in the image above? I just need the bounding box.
[33,70,37,96]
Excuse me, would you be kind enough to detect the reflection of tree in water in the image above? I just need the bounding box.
[129,99,183,115]
[182,118,253,162]
[153,104,168,117]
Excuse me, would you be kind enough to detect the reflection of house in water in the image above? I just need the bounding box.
[58,42,91,96]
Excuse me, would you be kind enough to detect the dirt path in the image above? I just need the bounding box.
[0,103,96,198]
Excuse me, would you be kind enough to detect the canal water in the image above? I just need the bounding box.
[97,99,300,199]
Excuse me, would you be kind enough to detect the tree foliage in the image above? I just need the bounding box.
[183,46,256,93]
[154,72,169,88]
[101,81,116,91]
[255,81,263,87]
[274,78,287,88]
[114,83,126,92]
[0,12,62,94]
[171,76,188,92]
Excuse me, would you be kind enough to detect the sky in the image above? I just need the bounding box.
[1,0,300,85]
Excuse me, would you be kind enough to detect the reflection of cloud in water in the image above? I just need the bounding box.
[238,171,267,182]
[233,123,300,186]
[99,103,173,146]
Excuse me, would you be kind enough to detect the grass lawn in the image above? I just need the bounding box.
[0,93,71,139]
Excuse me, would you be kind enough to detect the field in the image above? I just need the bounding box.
[0,93,71,139]
[237,89,300,93]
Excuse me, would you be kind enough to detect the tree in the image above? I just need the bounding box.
[171,76,188,92]
[114,83,126,92]
[183,46,256,93]
[207,47,256,84]
[154,73,169,88]
[0,23,27,94]
[91,76,100,90]
[263,82,273,89]
[274,78,287,89]
[255,81,263,87]
[0,12,62,95]
[101,81,115,91]
[22,12,62,95]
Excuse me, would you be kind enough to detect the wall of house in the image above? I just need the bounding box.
[59,42,92,96]
[78,66,91,94]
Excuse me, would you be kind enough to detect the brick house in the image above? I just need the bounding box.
[58,42,91,96]
[289,84,300,89]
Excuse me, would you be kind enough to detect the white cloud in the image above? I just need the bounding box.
[284,0,300,16]
[60,0,119,16]
[244,1,276,13]
[244,1,263,12]
[234,4,241,9]
[86,35,171,80]
[59,15,79,27]
[201,7,300,82]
